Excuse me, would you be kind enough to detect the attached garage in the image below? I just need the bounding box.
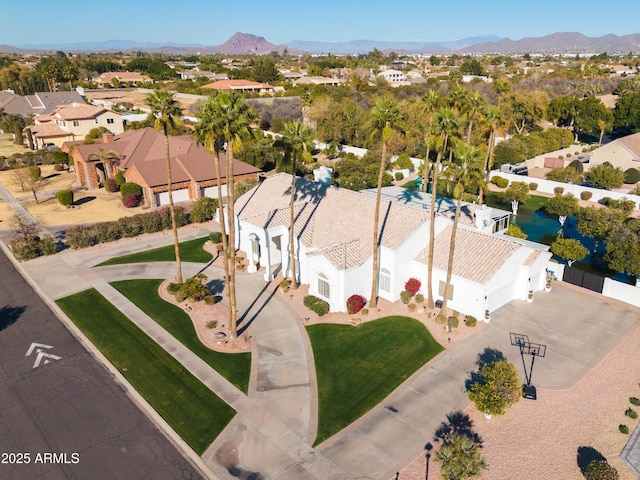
[203,185,228,199]
[486,282,516,312]
[156,188,190,206]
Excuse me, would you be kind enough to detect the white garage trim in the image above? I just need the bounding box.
[156,188,190,206]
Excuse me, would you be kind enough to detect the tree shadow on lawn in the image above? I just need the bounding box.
[464,347,507,391]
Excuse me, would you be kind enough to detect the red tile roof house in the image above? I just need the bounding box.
[66,127,260,207]
[28,103,124,149]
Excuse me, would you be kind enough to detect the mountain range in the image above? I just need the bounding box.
[2,32,640,55]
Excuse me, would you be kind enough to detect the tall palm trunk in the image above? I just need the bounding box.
[226,150,238,339]
[440,191,463,314]
[164,132,182,283]
[369,139,387,308]
[426,149,443,309]
[479,127,495,205]
[289,160,298,289]
[422,144,431,193]
[215,151,231,310]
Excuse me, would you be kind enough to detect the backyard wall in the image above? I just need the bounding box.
[602,278,640,307]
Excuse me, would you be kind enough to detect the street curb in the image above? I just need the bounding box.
[0,240,220,480]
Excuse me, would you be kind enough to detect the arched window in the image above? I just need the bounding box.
[317,273,330,300]
[380,268,391,293]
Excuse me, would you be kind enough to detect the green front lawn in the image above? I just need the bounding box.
[111,279,250,393]
[56,289,235,455]
[485,191,549,212]
[97,236,214,266]
[308,316,443,445]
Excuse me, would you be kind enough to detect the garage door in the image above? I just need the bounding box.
[156,188,190,206]
[203,185,228,199]
[487,282,515,312]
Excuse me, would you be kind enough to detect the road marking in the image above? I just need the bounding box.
[26,342,61,369]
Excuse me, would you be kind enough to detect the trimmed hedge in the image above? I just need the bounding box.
[303,295,329,316]
[567,159,584,173]
[624,168,640,184]
[209,231,223,244]
[120,182,142,197]
[394,171,404,181]
[529,182,538,191]
[190,196,219,223]
[580,191,593,201]
[465,315,477,327]
[553,186,565,195]
[10,235,57,261]
[65,206,188,249]
[491,176,509,188]
[57,189,73,206]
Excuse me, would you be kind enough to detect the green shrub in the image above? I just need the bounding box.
[190,196,219,223]
[394,171,404,181]
[28,166,41,179]
[630,397,640,406]
[624,168,640,184]
[171,274,209,302]
[93,221,122,243]
[491,176,509,188]
[56,189,73,206]
[279,278,291,290]
[625,408,638,419]
[566,152,572,158]
[114,170,126,186]
[584,460,619,480]
[567,159,584,173]
[448,316,459,329]
[529,182,538,191]
[209,231,223,244]
[435,314,447,324]
[203,295,217,305]
[65,225,100,249]
[167,282,182,294]
[400,290,412,304]
[139,211,163,233]
[120,182,142,197]
[465,315,477,327]
[415,293,424,304]
[580,191,593,201]
[553,186,565,195]
[360,308,369,316]
[620,424,630,434]
[303,295,329,316]
[10,235,58,261]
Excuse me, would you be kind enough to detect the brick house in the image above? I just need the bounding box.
[67,127,260,207]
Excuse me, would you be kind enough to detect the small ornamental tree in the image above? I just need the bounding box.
[434,433,488,480]
[505,223,527,239]
[190,196,219,223]
[346,294,366,314]
[584,163,625,190]
[468,360,522,417]
[404,277,421,296]
[501,181,530,216]
[550,237,589,266]
[546,193,580,231]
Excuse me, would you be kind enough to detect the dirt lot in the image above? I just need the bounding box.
[0,164,143,229]
[84,90,201,116]
[0,133,31,158]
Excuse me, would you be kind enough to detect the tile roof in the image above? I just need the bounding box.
[50,103,112,120]
[26,91,86,114]
[415,225,521,284]
[29,123,71,138]
[617,132,640,157]
[202,79,274,91]
[236,173,429,270]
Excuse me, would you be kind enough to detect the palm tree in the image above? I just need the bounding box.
[367,97,404,308]
[146,90,184,283]
[434,433,488,480]
[479,106,501,205]
[276,120,314,290]
[193,97,231,311]
[209,92,258,339]
[464,91,485,145]
[439,143,484,314]
[420,90,442,192]
[426,107,461,309]
[86,146,120,183]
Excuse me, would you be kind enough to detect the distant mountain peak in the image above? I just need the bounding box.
[212,32,287,54]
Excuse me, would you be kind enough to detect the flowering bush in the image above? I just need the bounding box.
[122,193,139,208]
[346,294,366,314]
[404,277,421,296]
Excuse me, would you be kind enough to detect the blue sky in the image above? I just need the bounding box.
[2,0,639,47]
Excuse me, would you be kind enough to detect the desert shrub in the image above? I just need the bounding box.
[209,231,223,244]
[120,182,142,197]
[448,316,459,329]
[529,182,538,191]
[65,225,100,249]
[117,216,143,237]
[303,295,329,316]
[346,294,366,314]
[620,424,630,434]
[203,295,217,305]
[400,290,412,304]
[174,206,189,227]
[360,308,369,316]
[415,293,424,303]
[279,278,291,290]
[54,163,64,171]
[167,282,182,294]
[435,314,447,324]
[190,196,219,223]
[566,152,572,158]
[10,235,57,261]
[205,320,217,329]
[584,459,620,480]
[491,176,509,188]
[122,193,139,208]
[28,166,41,179]
[56,189,73,206]
[404,277,421,295]
[630,397,640,406]
[93,221,122,243]
[139,210,163,233]
[553,186,565,195]
[114,170,126,186]
[580,191,593,201]
[625,408,638,419]
[624,167,640,184]
[465,315,477,327]
[171,274,209,302]
[103,178,118,192]
[394,171,404,181]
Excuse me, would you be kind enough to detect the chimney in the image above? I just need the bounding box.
[102,132,115,143]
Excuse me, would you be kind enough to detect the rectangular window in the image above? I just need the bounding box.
[73,120,79,127]
[106,118,114,124]
[380,270,391,293]
[317,275,330,299]
[438,281,453,300]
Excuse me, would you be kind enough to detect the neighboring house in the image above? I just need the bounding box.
[234,174,550,319]
[28,103,124,149]
[588,131,640,171]
[68,127,260,207]
[293,76,343,86]
[92,72,153,88]
[202,79,284,94]
[0,90,85,117]
[178,70,229,82]
[377,68,409,85]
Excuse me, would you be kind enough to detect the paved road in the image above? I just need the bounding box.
[0,249,205,480]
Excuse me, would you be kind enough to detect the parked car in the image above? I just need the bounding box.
[42,143,60,151]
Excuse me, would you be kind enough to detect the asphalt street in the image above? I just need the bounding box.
[0,250,205,480]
